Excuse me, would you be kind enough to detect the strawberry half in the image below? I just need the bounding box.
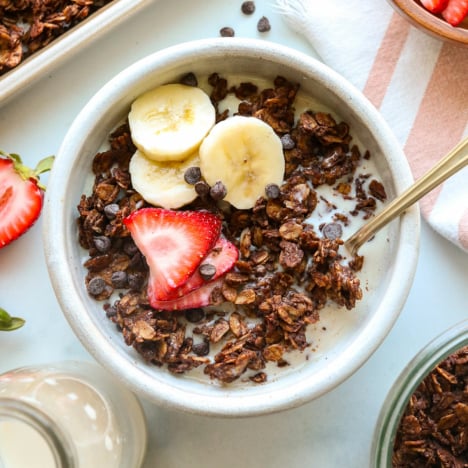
[123,208,222,303]
[441,0,468,25]
[420,0,449,13]
[151,278,224,311]
[0,151,54,249]
[166,237,238,299]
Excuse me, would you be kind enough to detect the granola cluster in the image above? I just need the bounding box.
[393,346,468,467]
[0,0,112,76]
[77,74,386,384]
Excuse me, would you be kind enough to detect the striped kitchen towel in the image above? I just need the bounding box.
[276,0,468,252]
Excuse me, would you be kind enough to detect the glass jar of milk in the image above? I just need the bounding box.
[0,361,147,468]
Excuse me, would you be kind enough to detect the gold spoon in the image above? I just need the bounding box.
[344,136,468,256]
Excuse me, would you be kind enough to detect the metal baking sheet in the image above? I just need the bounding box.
[0,0,152,107]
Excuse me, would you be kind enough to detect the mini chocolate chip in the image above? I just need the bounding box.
[265,183,280,199]
[199,263,216,281]
[322,222,343,240]
[257,16,271,33]
[280,133,295,150]
[103,203,119,220]
[87,277,106,296]
[105,304,117,318]
[184,308,205,323]
[184,166,202,185]
[241,1,255,14]
[192,340,210,356]
[210,181,227,200]
[123,239,138,256]
[111,271,127,288]
[129,251,146,270]
[220,26,235,37]
[180,72,198,87]
[93,235,111,253]
[128,272,144,291]
[194,180,210,197]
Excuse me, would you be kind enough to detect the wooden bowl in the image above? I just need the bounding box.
[388,0,468,46]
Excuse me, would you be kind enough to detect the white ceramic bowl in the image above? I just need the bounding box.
[43,38,420,417]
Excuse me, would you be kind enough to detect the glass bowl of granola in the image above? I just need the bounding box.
[43,37,420,416]
[372,320,468,466]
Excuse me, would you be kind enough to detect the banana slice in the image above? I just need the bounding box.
[128,83,216,162]
[129,149,199,209]
[199,115,285,209]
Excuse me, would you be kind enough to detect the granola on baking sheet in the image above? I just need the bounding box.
[0,0,113,76]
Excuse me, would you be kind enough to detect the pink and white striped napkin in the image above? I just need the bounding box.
[276,0,468,252]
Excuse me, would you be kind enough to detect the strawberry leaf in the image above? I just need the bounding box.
[34,155,55,176]
[0,307,25,331]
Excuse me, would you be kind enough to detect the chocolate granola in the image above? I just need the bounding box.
[0,0,113,76]
[392,345,468,467]
[77,74,386,384]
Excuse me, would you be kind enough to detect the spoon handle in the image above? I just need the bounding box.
[345,136,468,256]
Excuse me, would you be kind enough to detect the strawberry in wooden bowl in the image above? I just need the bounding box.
[388,0,468,45]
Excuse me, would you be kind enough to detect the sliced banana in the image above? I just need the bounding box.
[128,83,216,162]
[199,115,285,209]
[129,149,199,209]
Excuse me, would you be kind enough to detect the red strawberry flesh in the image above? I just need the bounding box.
[441,0,468,25]
[420,0,449,13]
[0,158,43,248]
[166,237,238,299]
[123,208,222,302]
[151,278,224,311]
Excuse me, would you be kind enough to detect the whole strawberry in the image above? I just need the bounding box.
[0,150,54,249]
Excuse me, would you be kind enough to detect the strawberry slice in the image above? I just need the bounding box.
[166,237,238,299]
[123,208,222,302]
[151,278,224,311]
[420,0,449,13]
[441,0,468,25]
[0,151,54,249]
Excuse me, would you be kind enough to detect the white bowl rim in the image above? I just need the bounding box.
[43,37,420,417]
